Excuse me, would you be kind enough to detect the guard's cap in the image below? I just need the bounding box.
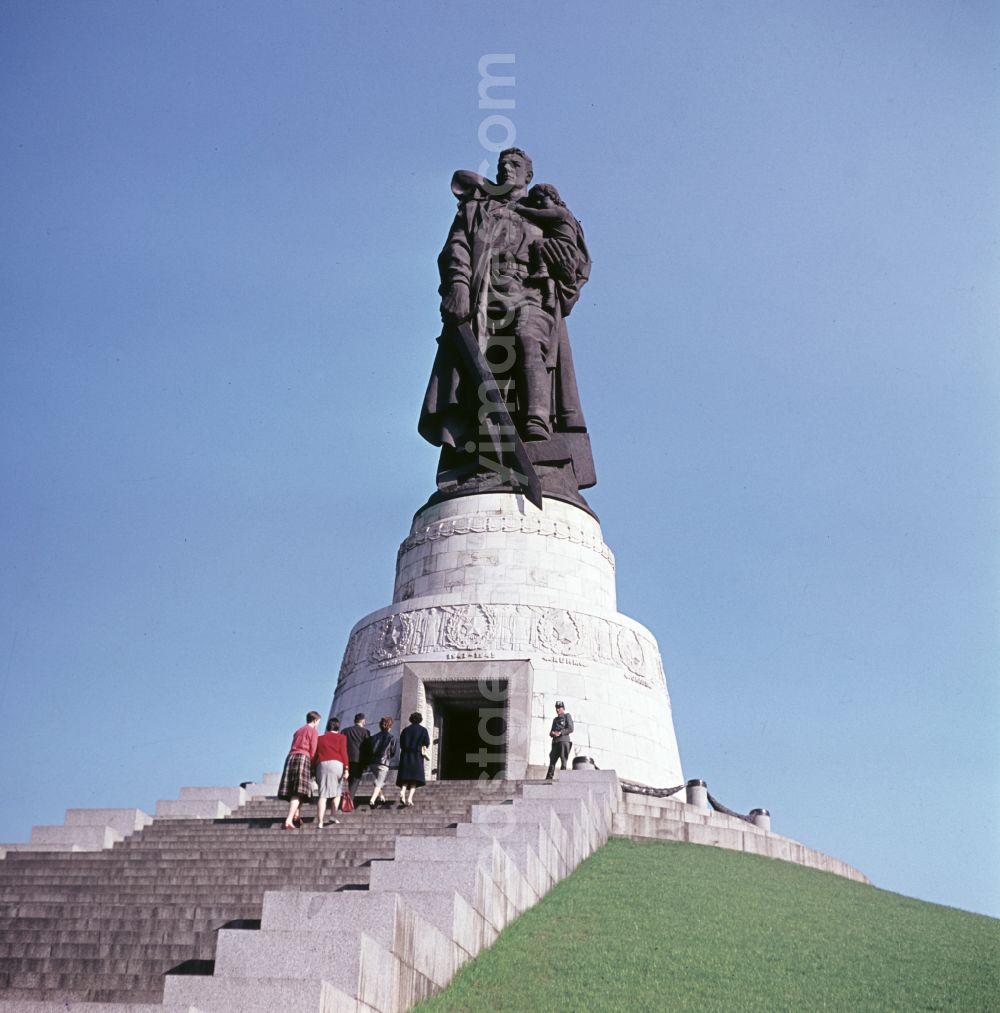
[555,700,565,708]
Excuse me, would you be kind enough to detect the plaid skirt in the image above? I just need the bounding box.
[277,752,313,801]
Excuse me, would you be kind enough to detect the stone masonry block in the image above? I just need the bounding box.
[262,890,397,937]
[540,788,608,852]
[611,728,637,760]
[63,807,152,836]
[785,839,806,865]
[392,896,461,990]
[214,925,365,996]
[708,812,754,834]
[0,1005,207,1013]
[621,798,661,818]
[242,781,276,799]
[155,799,231,819]
[164,974,343,1013]
[259,888,459,992]
[460,808,568,882]
[681,807,710,825]
[357,932,403,1013]
[554,670,587,700]
[585,725,615,751]
[30,824,122,849]
[487,839,533,919]
[762,835,794,863]
[445,886,496,955]
[526,774,618,817]
[391,889,484,963]
[531,669,558,693]
[627,794,686,816]
[179,786,248,809]
[493,798,588,868]
[492,838,545,906]
[801,847,827,872]
[1,842,83,858]
[368,855,480,906]
[740,830,772,858]
[622,813,686,842]
[685,823,746,852]
[369,854,507,935]
[560,792,609,853]
[455,822,556,892]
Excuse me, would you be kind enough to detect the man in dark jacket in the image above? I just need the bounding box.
[545,700,574,780]
[343,713,370,795]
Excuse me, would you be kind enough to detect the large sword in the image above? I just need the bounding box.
[451,318,544,511]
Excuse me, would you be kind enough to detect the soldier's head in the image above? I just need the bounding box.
[497,148,533,191]
[555,701,566,713]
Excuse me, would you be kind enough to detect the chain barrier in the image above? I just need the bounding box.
[706,791,755,823]
[619,780,686,799]
[620,779,758,823]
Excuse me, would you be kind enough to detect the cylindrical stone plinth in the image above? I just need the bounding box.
[331,493,683,788]
[393,494,617,612]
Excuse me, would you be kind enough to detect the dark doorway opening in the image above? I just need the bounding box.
[427,681,507,780]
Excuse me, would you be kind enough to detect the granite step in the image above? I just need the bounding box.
[0,928,233,948]
[0,862,388,884]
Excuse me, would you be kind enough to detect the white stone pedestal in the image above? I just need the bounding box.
[330,493,683,787]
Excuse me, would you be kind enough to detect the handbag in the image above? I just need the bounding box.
[421,745,431,762]
[340,790,355,813]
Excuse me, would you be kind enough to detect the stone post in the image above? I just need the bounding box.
[750,808,771,831]
[685,779,709,812]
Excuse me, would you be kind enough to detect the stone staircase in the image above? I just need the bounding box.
[0,778,521,1010]
[0,771,867,1011]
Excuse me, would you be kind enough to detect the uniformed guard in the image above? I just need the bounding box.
[545,700,574,780]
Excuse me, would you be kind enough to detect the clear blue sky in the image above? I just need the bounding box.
[2,2,997,918]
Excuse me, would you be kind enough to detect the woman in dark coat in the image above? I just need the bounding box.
[396,712,430,807]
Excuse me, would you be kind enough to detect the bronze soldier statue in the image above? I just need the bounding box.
[418,148,596,511]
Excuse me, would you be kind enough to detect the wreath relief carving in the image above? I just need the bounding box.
[368,612,414,663]
[443,604,496,651]
[536,608,582,655]
[616,627,646,675]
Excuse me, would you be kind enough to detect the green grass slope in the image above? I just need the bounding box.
[417,838,1000,1012]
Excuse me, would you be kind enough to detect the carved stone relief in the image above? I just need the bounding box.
[616,627,645,675]
[536,608,582,655]
[369,612,415,663]
[338,603,661,691]
[443,604,495,650]
[398,513,616,569]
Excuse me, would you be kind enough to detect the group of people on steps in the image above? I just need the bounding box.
[277,700,573,829]
[277,710,430,830]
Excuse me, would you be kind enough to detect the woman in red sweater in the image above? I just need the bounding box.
[278,710,321,830]
[314,717,349,827]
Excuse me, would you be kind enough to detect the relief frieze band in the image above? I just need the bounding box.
[339,603,659,690]
[397,513,616,568]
